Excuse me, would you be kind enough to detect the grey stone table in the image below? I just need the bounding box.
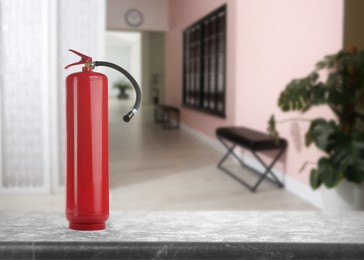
[1,211,364,259]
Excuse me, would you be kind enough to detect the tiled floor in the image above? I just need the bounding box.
[0,98,316,211]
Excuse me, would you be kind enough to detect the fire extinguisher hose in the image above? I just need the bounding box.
[94,61,142,123]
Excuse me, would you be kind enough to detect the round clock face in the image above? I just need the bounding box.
[125,9,143,27]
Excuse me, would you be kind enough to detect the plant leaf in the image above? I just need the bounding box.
[310,83,327,105]
[267,115,279,145]
[310,168,322,190]
[327,132,364,183]
[305,119,338,151]
[299,161,309,173]
[316,157,343,188]
[279,78,312,112]
[346,162,364,183]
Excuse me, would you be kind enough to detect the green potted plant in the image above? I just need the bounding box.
[268,47,364,209]
[113,78,132,99]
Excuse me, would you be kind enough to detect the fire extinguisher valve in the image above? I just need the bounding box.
[65,49,93,69]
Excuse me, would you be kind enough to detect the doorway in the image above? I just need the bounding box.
[105,31,142,100]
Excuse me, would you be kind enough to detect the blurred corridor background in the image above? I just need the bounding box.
[0,0,362,212]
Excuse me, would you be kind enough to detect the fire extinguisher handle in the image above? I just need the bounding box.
[94,61,142,123]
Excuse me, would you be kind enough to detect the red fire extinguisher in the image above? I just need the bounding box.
[64,49,141,231]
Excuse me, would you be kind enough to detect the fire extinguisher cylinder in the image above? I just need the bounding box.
[65,49,141,231]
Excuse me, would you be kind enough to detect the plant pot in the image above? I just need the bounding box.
[117,93,129,99]
[321,180,364,211]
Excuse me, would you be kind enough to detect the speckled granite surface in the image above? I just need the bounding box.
[1,211,364,259]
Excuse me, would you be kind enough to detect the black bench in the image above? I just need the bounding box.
[154,105,180,129]
[216,126,287,192]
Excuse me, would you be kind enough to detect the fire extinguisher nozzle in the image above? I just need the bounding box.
[123,111,135,122]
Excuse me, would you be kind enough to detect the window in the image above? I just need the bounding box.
[183,5,227,117]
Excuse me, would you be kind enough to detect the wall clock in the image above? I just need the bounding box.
[125,9,143,27]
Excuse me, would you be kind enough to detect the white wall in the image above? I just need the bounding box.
[106,46,130,97]
[106,0,168,31]
[149,32,165,104]
[105,31,142,98]
[141,32,165,105]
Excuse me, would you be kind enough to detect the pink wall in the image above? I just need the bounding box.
[235,0,344,183]
[165,0,237,137]
[166,0,344,184]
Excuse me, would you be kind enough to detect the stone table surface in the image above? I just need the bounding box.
[1,211,364,259]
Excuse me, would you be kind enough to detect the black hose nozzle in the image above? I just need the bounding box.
[123,110,136,122]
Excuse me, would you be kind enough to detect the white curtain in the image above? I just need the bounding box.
[0,0,48,192]
[0,0,105,193]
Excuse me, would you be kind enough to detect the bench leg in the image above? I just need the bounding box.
[251,149,285,191]
[176,111,180,129]
[163,110,179,129]
[217,136,285,192]
[162,111,169,129]
[217,137,257,191]
[154,107,164,124]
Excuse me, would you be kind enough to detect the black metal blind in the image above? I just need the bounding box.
[183,5,227,117]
